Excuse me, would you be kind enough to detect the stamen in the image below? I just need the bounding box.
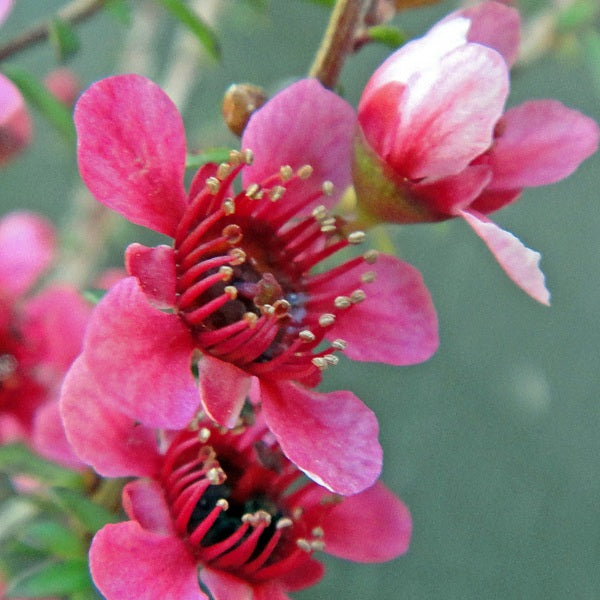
[222,198,235,215]
[279,165,293,181]
[207,466,227,485]
[350,289,366,303]
[322,180,334,195]
[348,231,366,244]
[299,330,316,342]
[332,339,347,351]
[229,248,246,266]
[318,313,335,327]
[269,185,286,201]
[245,183,261,199]
[206,177,220,194]
[222,224,243,245]
[361,271,376,283]
[297,165,313,179]
[276,518,294,530]
[217,162,232,180]
[334,296,351,309]
[228,150,243,166]
[243,149,254,165]
[363,249,378,264]
[199,428,211,443]
[296,539,312,552]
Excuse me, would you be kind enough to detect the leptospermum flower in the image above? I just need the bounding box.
[60,380,412,600]
[0,212,90,467]
[67,74,438,496]
[0,1,32,165]
[352,1,599,304]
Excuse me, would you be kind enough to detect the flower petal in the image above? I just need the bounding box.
[60,357,161,477]
[0,75,32,165]
[460,209,550,305]
[125,243,177,309]
[0,0,13,24]
[325,254,439,365]
[90,522,202,600]
[323,482,412,562]
[242,79,355,206]
[260,382,382,495]
[485,100,600,189]
[83,277,198,429]
[75,74,187,237]
[0,212,55,299]
[122,479,174,536]
[200,568,254,600]
[198,355,251,428]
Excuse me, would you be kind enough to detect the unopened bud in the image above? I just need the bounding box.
[222,83,267,137]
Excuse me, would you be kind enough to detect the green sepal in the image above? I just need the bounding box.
[48,17,80,62]
[367,25,406,50]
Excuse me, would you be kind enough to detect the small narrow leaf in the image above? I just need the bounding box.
[156,0,220,60]
[82,288,107,305]
[5,559,90,598]
[367,25,406,49]
[48,17,80,61]
[20,520,85,560]
[186,147,232,169]
[49,488,120,534]
[2,66,76,141]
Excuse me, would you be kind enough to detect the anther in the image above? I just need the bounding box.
[312,526,324,538]
[312,357,327,370]
[222,198,235,215]
[363,249,378,264]
[276,517,294,530]
[297,164,313,179]
[198,427,211,443]
[222,224,243,245]
[229,248,246,265]
[243,312,258,328]
[320,224,337,234]
[207,466,227,485]
[334,296,351,309]
[273,299,291,318]
[348,231,366,244]
[312,205,327,221]
[350,289,366,303]
[217,162,232,180]
[332,339,347,351]
[243,149,254,165]
[269,185,286,201]
[299,330,316,342]
[260,304,275,316]
[219,265,234,282]
[228,150,243,165]
[322,180,334,195]
[311,540,325,552]
[242,510,272,527]
[206,176,220,194]
[296,539,312,552]
[318,313,336,327]
[224,286,238,300]
[324,355,339,366]
[279,165,293,181]
[216,498,229,511]
[361,271,376,283]
[245,183,261,199]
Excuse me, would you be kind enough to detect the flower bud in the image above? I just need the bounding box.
[221,82,266,137]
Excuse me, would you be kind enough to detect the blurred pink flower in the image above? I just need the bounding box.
[66,74,438,496]
[352,1,599,304]
[60,376,412,600]
[0,212,90,467]
[44,67,81,106]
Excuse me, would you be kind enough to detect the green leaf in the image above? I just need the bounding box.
[105,0,133,25]
[0,444,83,489]
[48,17,80,62]
[367,25,406,49]
[82,288,107,305]
[557,0,599,32]
[49,488,120,534]
[5,559,90,598]
[300,0,335,6]
[186,147,232,169]
[1,66,76,141]
[156,0,220,60]
[20,520,85,560]
[582,29,600,97]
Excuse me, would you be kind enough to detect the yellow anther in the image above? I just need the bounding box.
[348,231,366,244]
[312,526,324,538]
[320,225,337,234]
[312,205,328,221]
[296,539,312,552]
[361,271,376,283]
[363,249,378,264]
[299,330,316,342]
[269,185,286,201]
[311,357,328,370]
[318,313,336,327]
[228,149,243,165]
[243,312,258,328]
[198,427,211,443]
[245,183,261,199]
[277,517,294,530]
[206,176,220,194]
[229,248,246,265]
[216,498,229,510]
[222,198,235,215]
[219,265,234,282]
[311,540,325,552]
[350,289,366,303]
[297,164,313,179]
[279,165,293,181]
[207,466,226,485]
[217,162,232,180]
[223,224,242,245]
[224,285,238,300]
[334,296,351,309]
[243,149,254,164]
[322,180,334,195]
[332,339,347,351]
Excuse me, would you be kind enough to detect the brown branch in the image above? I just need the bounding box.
[0,0,106,63]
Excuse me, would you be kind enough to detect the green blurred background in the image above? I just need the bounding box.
[2,1,599,598]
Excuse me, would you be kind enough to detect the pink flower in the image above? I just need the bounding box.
[60,376,412,600]
[0,212,90,467]
[66,74,438,496]
[0,1,32,166]
[352,1,599,304]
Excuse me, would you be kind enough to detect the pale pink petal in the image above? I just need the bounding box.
[200,568,254,600]
[125,243,177,308]
[323,482,412,562]
[460,209,550,305]
[44,67,80,106]
[0,0,13,25]
[60,357,161,477]
[324,254,438,365]
[122,480,174,536]
[33,399,84,470]
[456,1,521,67]
[21,285,91,373]
[83,277,198,429]
[0,212,55,299]
[384,44,509,179]
[485,100,600,189]
[0,75,32,165]
[90,522,202,600]
[260,382,382,495]
[242,79,355,205]
[75,74,187,237]
[198,355,251,428]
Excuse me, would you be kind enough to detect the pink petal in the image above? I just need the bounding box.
[33,399,84,470]
[460,209,550,305]
[385,44,509,179]
[198,355,251,428]
[0,212,55,299]
[276,558,324,593]
[0,75,32,165]
[60,357,161,477]
[200,568,254,600]
[323,482,412,562]
[125,243,177,309]
[0,0,13,25]
[83,277,198,429]
[122,479,174,536]
[21,285,91,374]
[469,187,521,215]
[90,522,202,600]
[485,100,600,189]
[75,74,187,237]
[241,79,355,205]
[456,1,521,67]
[44,67,80,106]
[324,254,439,365]
[260,382,382,495]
